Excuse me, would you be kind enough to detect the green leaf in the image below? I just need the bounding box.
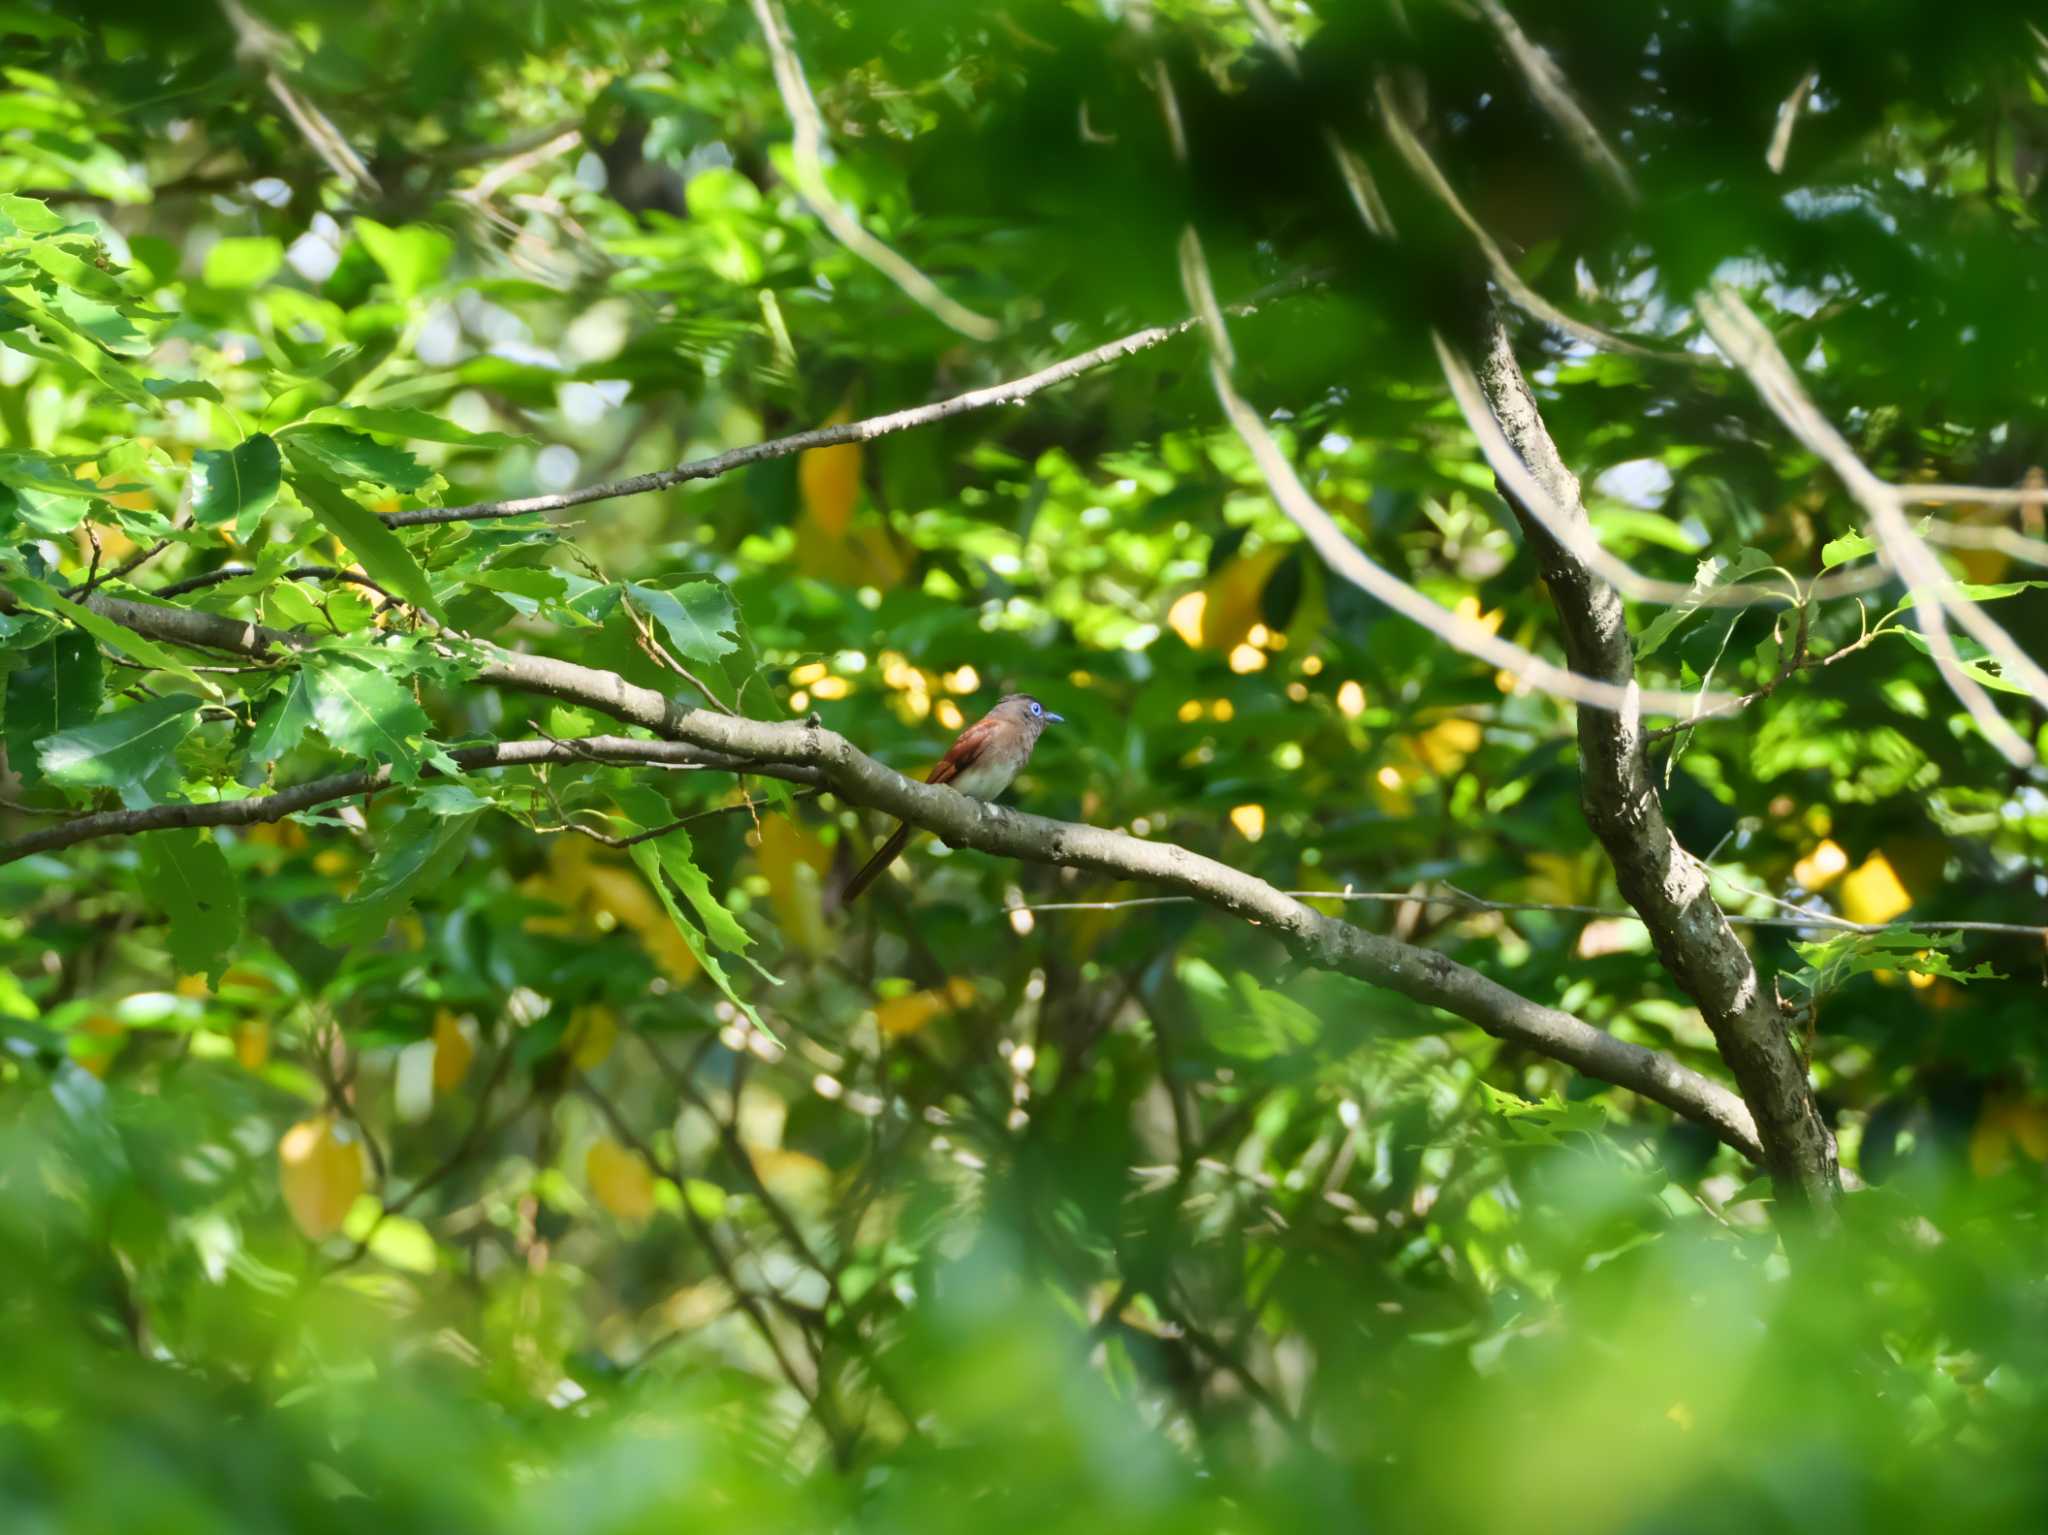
[190,434,281,531]
[248,667,315,764]
[1635,548,1778,660]
[3,630,101,787]
[1895,580,2048,612]
[626,578,740,667]
[280,427,433,493]
[305,651,432,777]
[2,580,224,698]
[353,217,452,301]
[1892,630,2036,695]
[330,809,479,945]
[4,293,154,405]
[302,406,532,448]
[37,692,201,790]
[1820,531,1877,569]
[1181,959,1319,1059]
[0,193,63,232]
[626,837,775,1040]
[1787,929,2002,1004]
[616,786,770,968]
[201,236,283,289]
[145,378,223,404]
[137,829,244,984]
[285,470,442,617]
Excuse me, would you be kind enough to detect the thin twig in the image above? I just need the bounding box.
[381,275,1317,529]
[1014,883,2047,939]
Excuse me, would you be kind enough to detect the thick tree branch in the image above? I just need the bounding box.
[32,591,1766,1163]
[1470,310,1839,1218]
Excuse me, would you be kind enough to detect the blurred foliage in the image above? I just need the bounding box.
[3,0,2048,1529]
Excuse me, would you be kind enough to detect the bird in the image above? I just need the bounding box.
[842,693,1063,905]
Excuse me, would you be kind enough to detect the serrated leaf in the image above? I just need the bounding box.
[626,578,739,667]
[12,585,224,698]
[37,692,201,789]
[280,426,433,492]
[285,470,442,617]
[616,786,769,968]
[305,652,431,776]
[249,666,315,764]
[190,433,281,531]
[3,630,100,787]
[626,837,775,1039]
[302,406,532,448]
[137,829,243,983]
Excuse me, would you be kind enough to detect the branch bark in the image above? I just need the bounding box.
[1470,309,1839,1219]
[21,591,1765,1164]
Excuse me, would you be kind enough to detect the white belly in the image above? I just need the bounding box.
[949,747,1025,801]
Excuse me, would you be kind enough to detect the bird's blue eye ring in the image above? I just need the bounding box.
[1029,700,1042,716]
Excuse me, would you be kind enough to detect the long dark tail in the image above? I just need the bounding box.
[843,822,916,905]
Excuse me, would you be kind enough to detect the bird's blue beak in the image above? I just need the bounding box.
[1044,711,1064,724]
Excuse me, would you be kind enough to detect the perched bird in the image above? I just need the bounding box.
[842,693,1063,905]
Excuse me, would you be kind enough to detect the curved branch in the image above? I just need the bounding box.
[35,592,1766,1163]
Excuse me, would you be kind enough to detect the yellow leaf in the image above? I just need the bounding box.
[175,973,210,999]
[797,406,860,536]
[564,1003,618,1071]
[748,1146,831,1206]
[2011,1100,2048,1162]
[73,1013,125,1078]
[1839,852,1912,926]
[758,814,831,958]
[1167,591,1207,648]
[278,1114,365,1240]
[533,838,702,985]
[1971,1111,2014,1180]
[1793,838,1849,891]
[874,982,975,1038]
[1412,717,1483,777]
[587,1138,656,1223]
[1199,546,1287,653]
[1229,803,1266,841]
[432,1008,475,1093]
[794,519,910,590]
[235,1019,270,1071]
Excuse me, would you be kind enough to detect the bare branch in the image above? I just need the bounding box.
[1767,69,1818,175]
